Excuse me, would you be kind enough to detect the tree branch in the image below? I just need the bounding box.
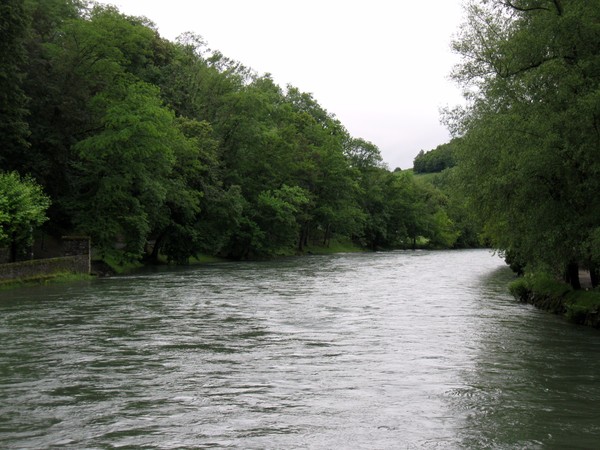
[552,0,563,15]
[498,56,560,78]
[502,1,550,13]
[502,0,562,15]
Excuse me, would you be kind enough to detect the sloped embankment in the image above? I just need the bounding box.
[509,273,600,328]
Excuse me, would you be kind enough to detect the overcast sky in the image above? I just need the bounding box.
[101,0,466,169]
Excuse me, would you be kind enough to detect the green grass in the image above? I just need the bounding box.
[0,271,93,291]
[565,290,600,324]
[97,253,144,274]
[412,171,440,183]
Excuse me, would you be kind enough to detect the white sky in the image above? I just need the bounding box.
[101,0,466,169]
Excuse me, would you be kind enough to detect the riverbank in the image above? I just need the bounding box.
[0,240,365,290]
[509,273,600,328]
[0,272,93,291]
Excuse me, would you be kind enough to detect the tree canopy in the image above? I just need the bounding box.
[448,0,600,288]
[1,0,468,263]
[413,140,457,174]
[0,171,50,262]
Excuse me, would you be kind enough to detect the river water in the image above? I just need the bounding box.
[1,249,599,448]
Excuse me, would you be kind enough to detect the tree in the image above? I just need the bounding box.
[253,184,310,254]
[448,0,600,288]
[0,0,30,169]
[283,86,363,249]
[0,171,50,262]
[20,1,168,232]
[149,117,237,264]
[413,140,457,174]
[345,137,386,172]
[68,81,181,260]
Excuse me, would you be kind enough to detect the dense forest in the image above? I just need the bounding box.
[413,140,457,174]
[0,0,474,265]
[2,0,598,295]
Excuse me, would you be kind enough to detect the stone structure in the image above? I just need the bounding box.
[0,236,91,282]
[61,236,91,274]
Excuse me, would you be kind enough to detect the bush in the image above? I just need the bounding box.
[565,290,600,325]
[509,277,530,302]
[509,272,571,314]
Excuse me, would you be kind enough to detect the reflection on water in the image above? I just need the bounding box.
[452,267,600,449]
[1,250,599,448]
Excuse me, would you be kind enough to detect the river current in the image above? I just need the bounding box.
[1,249,599,448]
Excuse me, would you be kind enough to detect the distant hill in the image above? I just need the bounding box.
[413,139,460,174]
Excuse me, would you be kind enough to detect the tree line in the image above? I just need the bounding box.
[1,0,474,264]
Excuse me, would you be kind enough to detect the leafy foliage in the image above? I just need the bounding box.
[413,140,457,174]
[0,172,50,261]
[0,0,30,169]
[1,0,468,263]
[449,0,600,288]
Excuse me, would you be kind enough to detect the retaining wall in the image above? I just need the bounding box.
[0,256,88,281]
[0,236,91,282]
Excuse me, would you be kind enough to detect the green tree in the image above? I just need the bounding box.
[413,140,457,174]
[344,137,385,172]
[283,87,363,249]
[21,1,167,232]
[253,184,310,255]
[0,0,30,169]
[159,33,249,122]
[449,0,600,288]
[0,171,50,262]
[150,117,238,264]
[69,81,181,260]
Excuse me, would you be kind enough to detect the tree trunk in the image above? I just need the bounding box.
[304,224,310,248]
[298,223,308,252]
[149,230,167,264]
[565,262,581,290]
[590,263,599,288]
[323,223,331,247]
[9,232,18,263]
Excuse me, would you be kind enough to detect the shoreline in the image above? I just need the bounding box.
[510,274,600,329]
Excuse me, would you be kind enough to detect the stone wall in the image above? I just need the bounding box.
[0,247,9,264]
[0,236,91,282]
[61,236,91,274]
[0,256,87,281]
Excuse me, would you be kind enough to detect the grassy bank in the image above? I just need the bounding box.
[0,272,93,291]
[509,273,600,328]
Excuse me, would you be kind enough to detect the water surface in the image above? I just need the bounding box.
[1,250,599,448]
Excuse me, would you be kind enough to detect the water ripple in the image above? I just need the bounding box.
[2,250,600,448]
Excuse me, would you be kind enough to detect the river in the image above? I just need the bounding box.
[1,249,599,448]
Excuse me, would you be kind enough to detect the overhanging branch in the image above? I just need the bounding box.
[503,1,550,13]
[502,0,562,15]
